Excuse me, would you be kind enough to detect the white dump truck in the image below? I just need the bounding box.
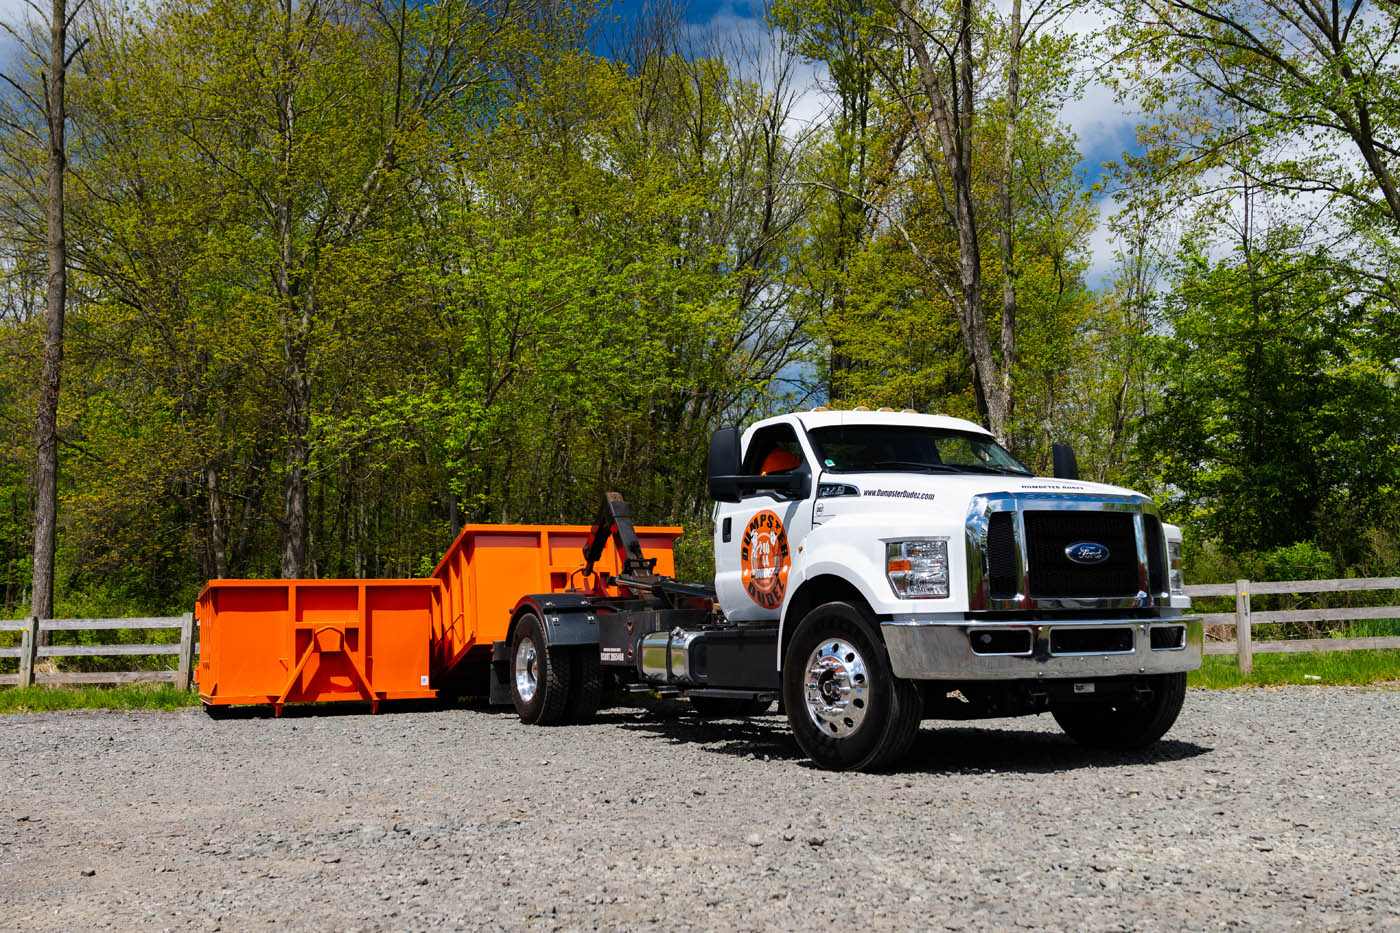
[495,409,1202,771]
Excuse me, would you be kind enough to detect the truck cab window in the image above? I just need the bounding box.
[809,425,1030,475]
[742,426,807,477]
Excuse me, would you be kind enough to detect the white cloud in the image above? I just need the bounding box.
[1061,78,1140,164]
[685,1,832,141]
[1083,196,1123,289]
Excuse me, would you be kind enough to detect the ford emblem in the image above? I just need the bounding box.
[1065,541,1110,565]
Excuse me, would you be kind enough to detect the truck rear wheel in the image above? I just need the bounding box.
[1052,672,1187,750]
[510,612,572,726]
[782,601,922,772]
[563,647,604,724]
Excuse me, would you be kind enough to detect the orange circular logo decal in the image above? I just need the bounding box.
[740,510,790,609]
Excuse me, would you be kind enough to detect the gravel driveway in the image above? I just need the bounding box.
[2,686,1397,931]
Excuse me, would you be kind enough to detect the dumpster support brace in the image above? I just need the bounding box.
[274,625,380,716]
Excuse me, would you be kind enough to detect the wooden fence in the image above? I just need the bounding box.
[0,615,195,690]
[3,578,1400,686]
[1186,577,1400,673]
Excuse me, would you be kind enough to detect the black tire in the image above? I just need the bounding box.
[1052,672,1187,750]
[782,600,923,772]
[509,612,572,726]
[689,696,775,719]
[564,647,605,724]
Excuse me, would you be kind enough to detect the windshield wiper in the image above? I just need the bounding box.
[948,464,1031,476]
[870,460,960,473]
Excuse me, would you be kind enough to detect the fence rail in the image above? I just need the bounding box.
[0,615,195,689]
[1185,577,1400,673]
[3,578,1399,686]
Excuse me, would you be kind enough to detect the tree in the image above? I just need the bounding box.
[776,0,1086,442]
[1108,0,1400,232]
[0,0,77,621]
[1139,230,1400,560]
[69,0,522,580]
[0,0,820,610]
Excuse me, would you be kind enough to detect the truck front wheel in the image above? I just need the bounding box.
[510,612,572,726]
[1051,672,1187,750]
[782,601,923,772]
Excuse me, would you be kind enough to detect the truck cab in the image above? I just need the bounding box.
[706,409,1201,767]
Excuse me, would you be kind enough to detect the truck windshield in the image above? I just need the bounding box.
[808,425,1031,476]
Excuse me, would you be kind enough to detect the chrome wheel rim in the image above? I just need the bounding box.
[514,637,539,703]
[803,638,870,737]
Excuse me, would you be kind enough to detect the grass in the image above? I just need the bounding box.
[1189,649,1400,689]
[0,684,199,713]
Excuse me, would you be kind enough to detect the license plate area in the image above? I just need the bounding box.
[1049,626,1134,655]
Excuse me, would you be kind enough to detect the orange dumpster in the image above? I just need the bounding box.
[197,579,439,714]
[429,523,684,688]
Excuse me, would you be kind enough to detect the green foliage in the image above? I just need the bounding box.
[1138,237,1400,565]
[0,0,812,612]
[0,684,197,713]
[1108,0,1400,231]
[774,0,1109,470]
[0,0,1395,615]
[670,515,716,584]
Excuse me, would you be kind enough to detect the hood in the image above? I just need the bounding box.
[814,471,1153,527]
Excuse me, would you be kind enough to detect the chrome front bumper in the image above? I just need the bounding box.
[881,616,1203,681]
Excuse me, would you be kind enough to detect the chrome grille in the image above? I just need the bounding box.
[1024,511,1137,598]
[966,492,1170,611]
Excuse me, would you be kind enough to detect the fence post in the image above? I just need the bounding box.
[1235,579,1253,674]
[18,616,39,687]
[177,612,195,692]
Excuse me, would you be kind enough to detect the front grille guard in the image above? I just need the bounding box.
[966,492,1169,611]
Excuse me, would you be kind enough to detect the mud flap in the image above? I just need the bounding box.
[489,640,512,706]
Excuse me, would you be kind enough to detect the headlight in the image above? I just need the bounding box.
[1168,540,1185,595]
[886,539,949,598]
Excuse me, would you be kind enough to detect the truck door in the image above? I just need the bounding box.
[714,422,815,622]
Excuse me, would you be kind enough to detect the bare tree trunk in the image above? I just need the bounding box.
[447,488,461,542]
[997,0,1021,437]
[205,462,229,577]
[279,360,310,577]
[275,0,309,578]
[30,0,68,636]
[894,0,1010,441]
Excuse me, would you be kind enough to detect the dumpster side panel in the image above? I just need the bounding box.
[210,585,291,702]
[636,535,679,577]
[470,531,549,651]
[429,524,685,683]
[292,584,364,702]
[366,584,434,695]
[198,579,437,708]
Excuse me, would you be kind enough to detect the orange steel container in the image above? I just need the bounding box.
[429,523,684,681]
[197,579,440,714]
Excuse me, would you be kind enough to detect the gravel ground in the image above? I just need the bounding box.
[2,686,1398,931]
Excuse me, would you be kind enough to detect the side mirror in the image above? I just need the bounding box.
[707,427,743,502]
[1051,442,1079,480]
[707,427,813,502]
